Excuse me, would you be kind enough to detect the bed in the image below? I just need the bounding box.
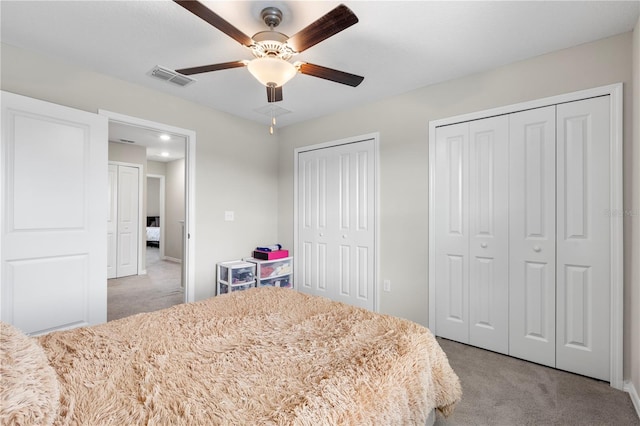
[146,216,160,247]
[0,287,462,425]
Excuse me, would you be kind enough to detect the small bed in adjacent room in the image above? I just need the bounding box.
[146,216,160,247]
[0,287,462,425]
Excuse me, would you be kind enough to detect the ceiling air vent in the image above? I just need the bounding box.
[148,65,196,87]
[254,104,291,118]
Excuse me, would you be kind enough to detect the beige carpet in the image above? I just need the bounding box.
[107,247,183,321]
[434,338,639,425]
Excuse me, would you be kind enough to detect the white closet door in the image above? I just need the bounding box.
[434,123,470,343]
[298,152,329,298]
[334,141,375,309]
[116,165,139,278]
[468,116,509,353]
[508,106,557,367]
[556,96,610,381]
[107,164,117,279]
[297,139,375,310]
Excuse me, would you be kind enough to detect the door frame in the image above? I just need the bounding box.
[293,132,380,312]
[428,83,623,389]
[99,110,196,304]
[146,174,166,260]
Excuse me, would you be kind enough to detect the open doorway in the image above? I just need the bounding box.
[100,110,196,321]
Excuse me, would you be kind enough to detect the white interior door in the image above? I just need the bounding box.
[1,91,107,335]
[434,122,470,343]
[556,96,610,381]
[115,165,139,278]
[508,106,557,367]
[468,116,509,353]
[297,138,375,310]
[107,164,117,279]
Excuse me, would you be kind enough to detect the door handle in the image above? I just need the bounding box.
[319,233,323,237]
[533,246,542,252]
[342,235,348,239]
[480,242,488,248]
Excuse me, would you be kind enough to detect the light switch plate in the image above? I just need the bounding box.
[224,211,234,221]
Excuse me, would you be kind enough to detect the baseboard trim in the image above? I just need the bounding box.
[624,380,640,419]
[163,256,182,264]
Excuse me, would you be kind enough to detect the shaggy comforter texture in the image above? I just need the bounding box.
[36,287,461,425]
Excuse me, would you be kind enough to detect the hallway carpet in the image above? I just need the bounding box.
[107,247,183,321]
[434,338,639,425]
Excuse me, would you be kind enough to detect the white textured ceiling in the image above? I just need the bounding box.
[1,0,639,130]
[109,121,186,162]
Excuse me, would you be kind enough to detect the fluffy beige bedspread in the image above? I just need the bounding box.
[37,287,461,425]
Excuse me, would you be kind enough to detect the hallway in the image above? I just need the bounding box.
[107,247,183,321]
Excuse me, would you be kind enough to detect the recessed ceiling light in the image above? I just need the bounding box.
[161,152,170,157]
[160,134,171,141]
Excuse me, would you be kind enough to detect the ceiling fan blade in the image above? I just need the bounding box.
[176,61,246,76]
[286,4,358,53]
[297,62,364,87]
[267,85,283,103]
[173,1,253,47]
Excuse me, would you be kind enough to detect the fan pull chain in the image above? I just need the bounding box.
[269,95,276,135]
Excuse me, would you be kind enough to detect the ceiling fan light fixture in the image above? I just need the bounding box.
[247,57,297,87]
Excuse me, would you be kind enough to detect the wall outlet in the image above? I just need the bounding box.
[383,279,391,292]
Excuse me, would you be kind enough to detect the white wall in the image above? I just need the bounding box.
[147,161,166,232]
[1,42,280,301]
[147,160,167,177]
[165,158,185,261]
[147,177,160,217]
[277,32,637,382]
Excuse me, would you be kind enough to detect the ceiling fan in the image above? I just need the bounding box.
[172,1,364,104]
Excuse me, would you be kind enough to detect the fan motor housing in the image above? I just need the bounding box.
[261,7,283,28]
[251,31,295,60]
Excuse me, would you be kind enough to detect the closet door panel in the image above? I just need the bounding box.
[115,165,139,278]
[335,142,375,308]
[468,116,509,353]
[434,123,470,343]
[556,96,610,381]
[297,139,375,310]
[508,106,556,367]
[299,153,332,298]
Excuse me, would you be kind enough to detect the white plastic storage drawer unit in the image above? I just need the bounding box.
[246,256,293,289]
[217,260,256,295]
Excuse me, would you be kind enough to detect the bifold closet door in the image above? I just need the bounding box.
[116,165,139,278]
[468,117,509,353]
[297,139,375,311]
[434,123,470,343]
[556,96,610,381]
[508,106,557,367]
[108,164,139,279]
[434,117,509,352]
